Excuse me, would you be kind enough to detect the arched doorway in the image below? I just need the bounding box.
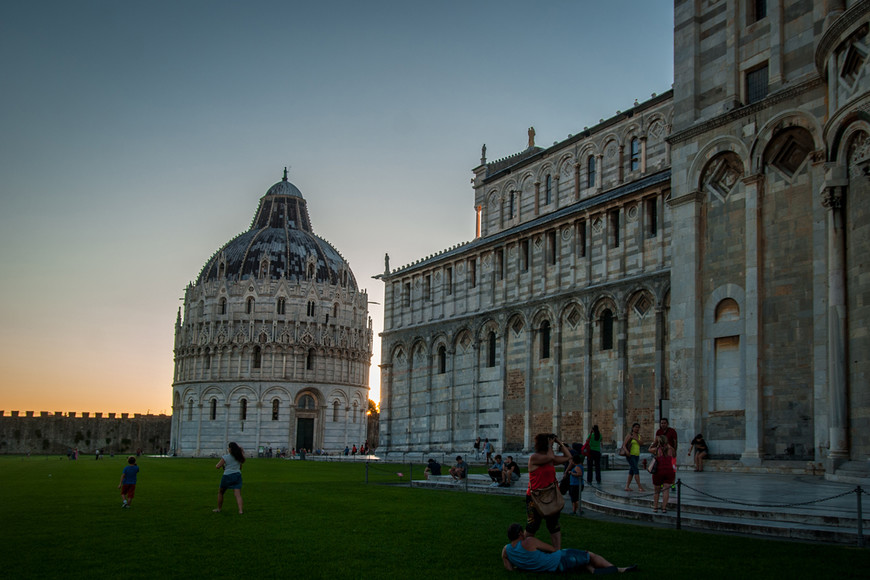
[295,394,317,451]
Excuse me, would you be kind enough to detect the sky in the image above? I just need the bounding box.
[0,1,673,416]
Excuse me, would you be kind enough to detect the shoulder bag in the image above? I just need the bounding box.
[530,482,565,517]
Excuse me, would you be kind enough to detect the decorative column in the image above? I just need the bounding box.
[741,174,763,463]
[583,318,593,438]
[196,402,203,456]
[618,145,625,184]
[822,184,849,467]
[553,174,560,209]
[552,320,562,435]
[380,362,393,450]
[596,154,604,193]
[534,181,541,216]
[640,136,648,174]
[574,163,581,200]
[524,320,533,452]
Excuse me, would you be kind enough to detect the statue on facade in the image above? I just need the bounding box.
[384,253,390,275]
[481,143,487,165]
[528,126,536,149]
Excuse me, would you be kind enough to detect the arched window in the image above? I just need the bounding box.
[333,303,339,318]
[298,395,316,410]
[487,331,496,367]
[306,348,315,371]
[630,137,640,171]
[333,400,340,422]
[601,309,614,351]
[210,399,217,421]
[352,402,358,423]
[438,345,446,374]
[307,301,315,317]
[240,398,247,421]
[219,297,227,315]
[253,346,262,369]
[188,399,193,421]
[510,191,516,218]
[271,399,280,421]
[587,155,596,188]
[246,297,254,314]
[277,297,286,315]
[545,174,552,205]
[540,321,551,360]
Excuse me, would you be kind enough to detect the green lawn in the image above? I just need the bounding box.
[2,455,867,579]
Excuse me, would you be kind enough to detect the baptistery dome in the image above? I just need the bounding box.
[197,170,357,290]
[170,170,372,457]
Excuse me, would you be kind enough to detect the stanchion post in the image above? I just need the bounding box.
[676,479,682,530]
[857,486,864,549]
[410,463,413,487]
[365,461,369,484]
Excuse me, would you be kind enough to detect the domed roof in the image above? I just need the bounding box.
[196,171,357,291]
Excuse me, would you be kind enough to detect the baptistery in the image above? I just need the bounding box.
[171,170,372,456]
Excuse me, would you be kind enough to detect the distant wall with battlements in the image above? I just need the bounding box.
[0,410,171,455]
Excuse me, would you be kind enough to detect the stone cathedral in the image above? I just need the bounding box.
[171,172,373,456]
[377,0,870,480]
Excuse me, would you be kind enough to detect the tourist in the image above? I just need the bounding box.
[655,417,678,452]
[501,522,638,574]
[488,454,505,486]
[214,442,245,514]
[352,444,357,456]
[585,425,602,485]
[688,433,709,472]
[449,455,468,481]
[566,451,584,515]
[648,435,676,513]
[621,423,646,492]
[473,436,481,460]
[527,433,572,550]
[424,458,442,479]
[118,456,139,509]
[484,438,493,464]
[502,455,521,486]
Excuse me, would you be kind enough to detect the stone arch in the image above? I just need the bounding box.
[688,135,751,193]
[751,110,823,173]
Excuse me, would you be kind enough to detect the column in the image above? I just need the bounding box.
[524,321,533,452]
[552,320,562,435]
[574,163,581,200]
[822,185,849,466]
[742,174,763,462]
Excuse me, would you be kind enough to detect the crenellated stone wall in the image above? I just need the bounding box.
[0,411,171,455]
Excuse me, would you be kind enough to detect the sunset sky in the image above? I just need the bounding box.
[0,1,673,415]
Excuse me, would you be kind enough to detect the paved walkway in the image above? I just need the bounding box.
[594,467,865,520]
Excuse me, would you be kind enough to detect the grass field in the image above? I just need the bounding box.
[2,455,868,579]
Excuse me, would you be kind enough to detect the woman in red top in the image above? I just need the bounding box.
[526,433,572,550]
[648,435,676,513]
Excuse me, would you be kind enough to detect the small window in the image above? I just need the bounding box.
[277,297,286,315]
[240,398,247,421]
[298,395,316,410]
[188,399,193,421]
[272,399,279,421]
[424,275,431,301]
[469,258,477,288]
[587,156,596,188]
[306,348,315,371]
[496,249,504,281]
[438,345,447,374]
[487,331,496,368]
[630,138,640,172]
[751,0,766,22]
[521,239,530,272]
[253,346,262,369]
[210,399,217,421]
[601,309,614,351]
[510,191,517,218]
[307,301,316,317]
[333,303,339,318]
[219,297,227,315]
[578,220,587,257]
[205,353,211,370]
[445,267,453,295]
[333,400,340,422]
[352,402,358,423]
[540,321,551,360]
[246,297,254,314]
[403,283,411,307]
[646,197,658,238]
[545,174,552,205]
[746,64,768,104]
[547,230,557,265]
[610,209,620,248]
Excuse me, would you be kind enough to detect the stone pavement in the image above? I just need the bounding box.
[413,465,869,546]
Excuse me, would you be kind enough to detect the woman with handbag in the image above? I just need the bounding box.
[621,423,646,492]
[648,435,676,513]
[526,433,572,550]
[584,425,602,485]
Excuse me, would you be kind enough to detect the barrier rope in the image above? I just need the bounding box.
[679,479,859,509]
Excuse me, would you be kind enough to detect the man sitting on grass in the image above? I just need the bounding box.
[501,523,637,574]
